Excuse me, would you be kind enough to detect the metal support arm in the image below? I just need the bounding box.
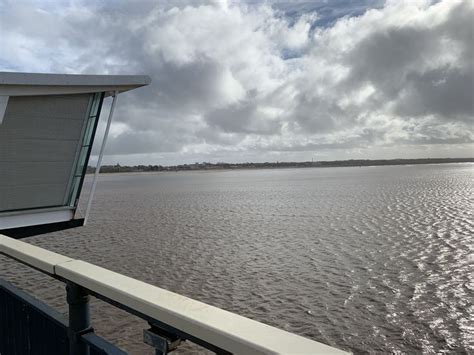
[84,90,118,225]
[67,282,92,355]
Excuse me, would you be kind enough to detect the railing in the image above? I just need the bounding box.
[0,278,124,355]
[0,234,349,354]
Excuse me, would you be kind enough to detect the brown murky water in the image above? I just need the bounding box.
[1,164,473,354]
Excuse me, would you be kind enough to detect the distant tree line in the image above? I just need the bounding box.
[86,158,473,174]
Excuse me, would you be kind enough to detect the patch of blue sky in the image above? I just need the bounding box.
[271,0,385,28]
[281,48,304,60]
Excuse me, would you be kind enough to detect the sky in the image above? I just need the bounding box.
[0,0,473,165]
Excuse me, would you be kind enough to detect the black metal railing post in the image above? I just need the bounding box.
[66,282,92,355]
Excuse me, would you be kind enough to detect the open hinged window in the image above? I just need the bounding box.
[0,72,150,238]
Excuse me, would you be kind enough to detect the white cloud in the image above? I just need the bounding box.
[0,0,472,164]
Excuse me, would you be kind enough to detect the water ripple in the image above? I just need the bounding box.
[0,163,472,354]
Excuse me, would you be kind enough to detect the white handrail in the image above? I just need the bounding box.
[0,234,349,355]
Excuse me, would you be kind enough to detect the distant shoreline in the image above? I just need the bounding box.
[87,158,474,174]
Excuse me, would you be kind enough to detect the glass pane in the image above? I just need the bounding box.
[66,92,104,206]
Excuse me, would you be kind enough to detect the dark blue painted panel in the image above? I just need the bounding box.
[0,279,68,355]
[0,279,125,355]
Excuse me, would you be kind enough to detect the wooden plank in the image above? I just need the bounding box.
[0,234,73,274]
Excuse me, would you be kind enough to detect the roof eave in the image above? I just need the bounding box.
[0,84,149,97]
[0,72,151,96]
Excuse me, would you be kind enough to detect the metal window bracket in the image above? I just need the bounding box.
[144,322,184,355]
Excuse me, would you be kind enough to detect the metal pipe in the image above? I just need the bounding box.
[83,91,118,225]
[66,282,91,355]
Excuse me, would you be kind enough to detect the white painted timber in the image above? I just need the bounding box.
[0,94,92,212]
[0,208,74,230]
[0,234,349,354]
[0,234,73,274]
[0,72,151,97]
[56,260,348,354]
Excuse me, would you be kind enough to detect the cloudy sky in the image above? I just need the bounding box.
[1,0,473,165]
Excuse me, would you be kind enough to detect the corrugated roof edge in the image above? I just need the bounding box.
[0,72,151,86]
[0,72,151,96]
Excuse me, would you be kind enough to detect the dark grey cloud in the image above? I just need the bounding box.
[105,130,188,155]
[154,59,242,114]
[205,94,283,135]
[291,95,345,133]
[346,26,438,96]
[341,0,473,124]
[396,66,473,120]
[0,0,472,164]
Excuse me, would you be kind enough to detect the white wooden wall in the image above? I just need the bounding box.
[0,94,92,212]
